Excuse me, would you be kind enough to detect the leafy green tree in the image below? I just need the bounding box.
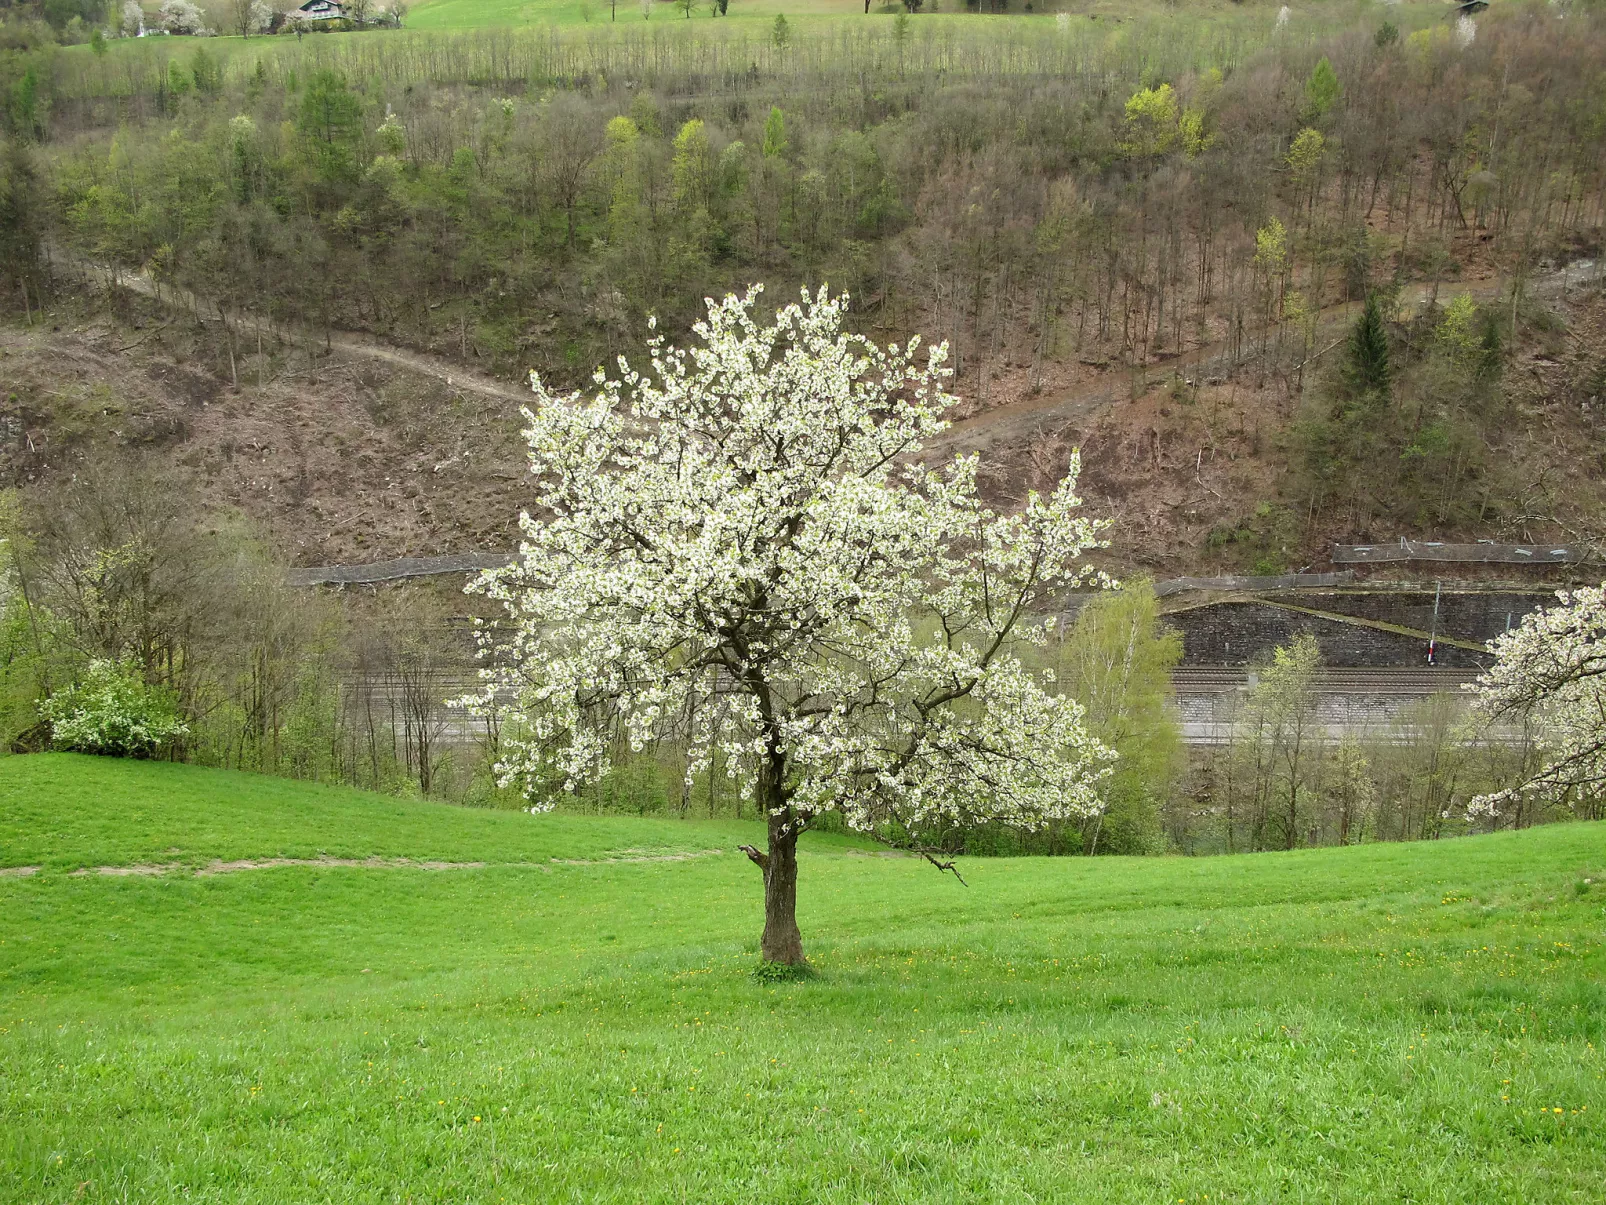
[1057,580,1183,855]
[771,13,790,51]
[1435,292,1480,360]
[1243,634,1322,851]
[627,91,663,138]
[1121,83,1179,158]
[671,118,712,212]
[761,105,787,158]
[603,114,641,229]
[166,60,192,99]
[1286,127,1325,179]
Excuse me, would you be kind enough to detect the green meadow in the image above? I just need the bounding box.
[2,754,1603,1202]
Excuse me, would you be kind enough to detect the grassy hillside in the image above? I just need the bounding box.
[2,755,1605,1201]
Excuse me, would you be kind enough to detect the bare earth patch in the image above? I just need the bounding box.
[0,866,40,877]
[68,864,179,877]
[197,857,487,875]
[54,853,722,877]
[552,849,726,865]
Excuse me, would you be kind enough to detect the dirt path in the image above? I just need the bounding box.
[55,249,535,407]
[52,849,728,877]
[58,247,1598,456]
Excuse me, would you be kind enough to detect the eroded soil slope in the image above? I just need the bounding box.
[3,281,1605,574]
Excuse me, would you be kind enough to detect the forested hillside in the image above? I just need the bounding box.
[3,4,1606,569]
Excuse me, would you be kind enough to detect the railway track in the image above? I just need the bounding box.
[1171,667,1482,695]
[363,666,1496,750]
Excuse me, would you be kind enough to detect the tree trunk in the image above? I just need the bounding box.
[742,780,805,964]
[761,809,804,964]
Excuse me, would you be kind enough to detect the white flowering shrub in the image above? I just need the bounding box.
[44,660,188,759]
[469,286,1113,963]
[1467,584,1606,817]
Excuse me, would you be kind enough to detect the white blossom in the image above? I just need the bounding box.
[43,660,188,758]
[159,0,208,34]
[466,287,1114,952]
[1466,584,1606,816]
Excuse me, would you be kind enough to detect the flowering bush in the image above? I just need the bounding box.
[1468,584,1606,817]
[43,661,188,758]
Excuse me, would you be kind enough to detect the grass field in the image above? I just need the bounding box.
[3,754,1604,1202]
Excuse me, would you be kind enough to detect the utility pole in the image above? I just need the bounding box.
[1427,580,1441,666]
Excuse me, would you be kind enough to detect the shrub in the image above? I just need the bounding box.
[43,661,188,758]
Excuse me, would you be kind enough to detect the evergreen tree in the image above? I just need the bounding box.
[1344,293,1390,397]
[1477,310,1503,381]
[762,105,787,158]
[1304,56,1341,120]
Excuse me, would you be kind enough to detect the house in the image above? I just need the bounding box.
[296,0,348,19]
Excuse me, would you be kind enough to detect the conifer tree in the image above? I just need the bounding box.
[1304,56,1341,120]
[1344,294,1390,397]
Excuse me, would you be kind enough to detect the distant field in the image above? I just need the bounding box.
[3,754,1604,1202]
[408,0,874,26]
[403,0,1282,28]
[404,0,1044,28]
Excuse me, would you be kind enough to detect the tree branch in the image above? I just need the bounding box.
[919,848,968,886]
[737,843,769,872]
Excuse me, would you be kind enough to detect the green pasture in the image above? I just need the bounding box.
[56,0,1448,100]
[2,754,1604,1202]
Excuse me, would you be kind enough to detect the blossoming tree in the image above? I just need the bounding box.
[471,287,1113,965]
[1469,584,1606,817]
